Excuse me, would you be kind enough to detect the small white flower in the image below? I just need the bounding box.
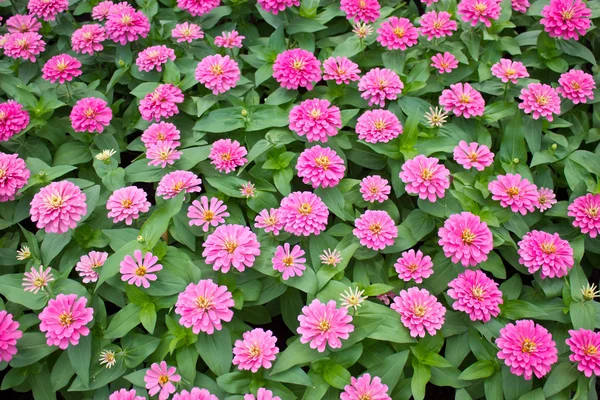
[16,245,31,261]
[99,349,117,368]
[352,22,374,39]
[424,106,449,128]
[320,248,342,267]
[340,286,367,310]
[581,283,600,301]
[95,149,117,162]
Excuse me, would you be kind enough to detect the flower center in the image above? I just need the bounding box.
[561,8,574,19]
[393,27,405,38]
[298,203,312,215]
[374,119,387,130]
[359,396,372,400]
[471,285,484,300]
[459,94,471,104]
[221,153,231,161]
[135,266,147,276]
[84,108,96,118]
[224,239,238,253]
[314,155,330,170]
[474,2,487,12]
[310,108,321,119]
[521,338,537,353]
[377,78,387,89]
[203,210,214,221]
[462,229,476,244]
[158,375,169,385]
[47,194,65,209]
[369,186,380,194]
[0,111,5,120]
[121,15,132,25]
[0,169,5,179]
[249,344,261,357]
[282,255,294,267]
[540,242,556,254]
[196,295,212,310]
[433,20,443,29]
[505,68,516,76]
[33,277,46,288]
[359,0,366,7]
[16,39,29,48]
[121,199,132,208]
[56,60,68,72]
[570,81,580,90]
[265,216,278,226]
[59,312,74,327]
[83,32,93,40]
[421,168,433,181]
[468,152,479,162]
[586,207,599,217]
[318,319,330,332]
[407,263,419,272]
[505,187,520,197]
[336,67,346,75]
[536,95,549,106]
[172,181,184,191]
[413,304,427,317]
[584,345,598,356]
[210,63,223,75]
[292,59,304,70]
[538,195,547,204]
[369,223,382,234]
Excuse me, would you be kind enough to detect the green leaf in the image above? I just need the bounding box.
[67,334,91,387]
[569,301,596,330]
[31,364,56,400]
[366,351,409,392]
[139,192,184,248]
[140,303,157,334]
[195,326,233,376]
[0,274,47,310]
[246,105,289,131]
[10,333,57,368]
[195,107,245,133]
[51,351,75,392]
[41,231,72,266]
[122,334,161,369]
[556,40,597,65]
[96,240,143,288]
[458,360,497,380]
[271,338,327,375]
[322,362,350,389]
[499,300,547,319]
[104,303,142,339]
[543,362,580,397]
[411,358,431,400]
[315,186,348,221]
[268,366,313,387]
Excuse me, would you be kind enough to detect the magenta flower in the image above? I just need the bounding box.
[391,287,446,338]
[0,152,30,202]
[209,138,247,173]
[91,1,114,20]
[240,182,256,199]
[0,101,30,142]
[0,311,22,363]
[120,250,163,288]
[70,97,113,133]
[202,224,261,273]
[272,48,321,90]
[457,0,501,27]
[173,388,219,400]
[419,11,457,40]
[144,361,181,400]
[76,251,108,283]
[557,69,595,104]
[171,22,204,43]
[188,196,229,232]
[518,83,561,121]
[175,279,234,334]
[233,328,279,373]
[141,122,180,147]
[355,109,403,143]
[359,175,390,203]
[512,0,530,11]
[340,0,380,22]
[453,140,494,171]
[568,193,600,238]
[518,230,574,279]
[39,294,94,349]
[279,191,329,236]
[535,188,557,211]
[136,45,175,72]
[3,32,46,62]
[146,141,182,168]
[322,56,361,85]
[540,0,591,40]
[245,388,281,400]
[488,173,538,215]
[106,186,151,225]
[215,30,245,48]
[496,320,558,380]
[27,0,68,21]
[297,299,354,352]
[353,210,397,251]
[195,54,241,95]
[272,243,306,280]
[399,155,451,202]
[156,170,202,199]
[22,266,54,294]
[377,17,418,51]
[447,270,503,322]
[109,389,145,400]
[6,15,42,33]
[296,146,345,189]
[105,7,150,45]
[358,68,403,107]
[289,98,342,143]
[42,54,82,84]
[71,24,106,55]
[491,59,529,84]
[394,249,433,283]
[30,181,87,234]
[178,0,220,15]
[438,212,493,267]
[439,83,485,119]
[431,52,459,74]
[566,329,600,378]
[257,0,299,14]
[254,208,284,235]
[139,84,184,122]
[341,373,391,400]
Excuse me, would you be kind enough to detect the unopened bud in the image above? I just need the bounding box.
[551,143,557,151]
[512,158,519,164]
[241,109,248,117]
[137,236,145,243]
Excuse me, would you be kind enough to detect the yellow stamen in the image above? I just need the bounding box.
[59,312,74,327]
[298,203,312,215]
[462,229,476,244]
[521,338,537,353]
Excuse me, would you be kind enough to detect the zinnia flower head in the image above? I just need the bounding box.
[109,389,145,400]
[297,299,354,352]
[244,388,281,400]
[22,266,54,294]
[99,349,116,369]
[360,175,390,203]
[391,287,446,338]
[273,48,321,90]
[566,329,600,378]
[195,54,241,95]
[188,196,229,232]
[233,328,279,373]
[0,101,30,142]
[173,388,219,400]
[488,173,538,215]
[175,279,234,334]
[240,182,255,198]
[512,0,530,12]
[447,269,503,322]
[209,138,247,173]
[105,7,150,45]
[557,69,595,104]
[279,191,329,236]
[141,122,181,147]
[340,0,380,22]
[518,83,561,121]
[358,68,403,107]
[399,155,451,202]
[39,294,94,349]
[16,245,31,261]
[453,140,494,171]
[540,0,591,40]
[439,83,485,118]
[352,22,374,38]
[76,251,108,283]
[42,54,82,84]
[0,152,30,202]
[272,243,306,280]
[340,373,391,400]
[27,0,68,21]
[394,249,433,283]
[202,224,261,273]
[139,84,184,122]
[157,171,202,199]
[136,45,176,72]
[178,0,220,16]
[496,319,558,380]
[419,11,457,40]
[296,145,345,188]
[215,30,245,48]
[535,188,557,211]
[71,24,106,55]
[70,97,113,133]
[289,98,342,143]
[6,14,42,33]
[568,193,600,238]
[119,250,163,288]
[353,210,398,251]
[92,0,115,20]
[377,17,418,51]
[322,57,361,85]
[457,0,502,27]
[106,186,151,225]
[146,141,182,168]
[171,22,204,43]
[424,106,448,127]
[3,32,46,62]
[438,212,493,267]
[30,181,87,234]
[340,286,367,310]
[255,208,284,235]
[491,59,529,84]
[355,109,403,143]
[518,230,574,279]
[0,311,22,363]
[257,0,299,14]
[431,52,459,74]
[144,361,181,400]
[320,248,342,267]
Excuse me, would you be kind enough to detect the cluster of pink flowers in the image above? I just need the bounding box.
[146,140,182,168]
[0,311,22,363]
[28,0,68,21]
[272,48,321,90]
[209,139,247,173]
[142,122,181,146]
[71,24,106,55]
[175,279,234,334]
[288,99,342,143]
[297,299,354,352]
[178,0,220,16]
[391,287,446,338]
[6,14,42,33]
[196,54,241,95]
[341,374,391,400]
[399,155,451,202]
[202,224,261,273]
[105,5,150,45]
[3,32,46,62]
[296,146,345,188]
[255,208,284,235]
[0,152,30,202]
[518,230,574,278]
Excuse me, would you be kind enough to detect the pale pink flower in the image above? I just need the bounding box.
[257,0,299,14]
[535,188,557,211]
[39,294,94,349]
[188,196,229,232]
[240,182,255,199]
[447,269,503,322]
[322,57,361,85]
[272,243,306,280]
[30,181,87,234]
[157,171,202,199]
[496,320,558,380]
[540,0,591,40]
[244,388,281,400]
[202,224,261,273]
[144,361,181,400]
[394,249,433,283]
[146,141,182,168]
[491,59,529,84]
[512,0,530,12]
[195,54,241,95]
[3,32,46,62]
[71,24,106,55]
[141,122,180,147]
[391,287,446,338]
[120,250,162,288]
[233,328,279,373]
[352,22,374,38]
[76,251,108,283]
[355,109,403,143]
[139,84,184,122]
[27,0,68,21]
[568,193,600,238]
[279,191,329,236]
[136,45,175,72]
[320,248,342,267]
[358,68,403,107]
[297,299,354,352]
[171,22,204,43]
[109,389,145,400]
[0,34,9,49]
[421,0,439,6]
[488,173,538,215]
[0,152,30,202]
[518,230,574,279]
[296,146,345,188]
[0,311,22,363]
[105,7,150,45]
[6,14,42,33]
[340,0,380,22]
[377,292,394,305]
[359,175,390,203]
[215,30,244,48]
[458,0,501,27]
[175,279,234,334]
[288,98,342,143]
[0,101,30,142]
[254,208,284,235]
[557,69,596,104]
[106,186,151,225]
[22,265,54,294]
[399,155,451,202]
[431,52,458,74]
[439,83,485,118]
[341,374,391,400]
[438,212,494,267]
[518,83,561,121]
[272,48,321,90]
[178,0,220,16]
[70,97,113,133]
[42,54,82,84]
[419,11,457,40]
[566,329,600,378]
[92,1,114,20]
[353,210,397,251]
[376,17,418,51]
[453,140,494,171]
[173,388,219,400]
[209,138,247,173]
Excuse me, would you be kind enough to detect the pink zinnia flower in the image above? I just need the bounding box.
[566,329,600,378]
[0,152,30,202]
[92,1,114,20]
[240,182,255,199]
[195,54,241,95]
[272,48,321,90]
[141,122,181,147]
[109,389,145,400]
[535,188,557,211]
[512,0,530,12]
[399,155,451,202]
[106,186,151,225]
[272,243,306,280]
[3,32,46,62]
[6,14,42,33]
[419,11,457,40]
[518,230,574,279]
[341,373,391,400]
[178,0,219,15]
[0,311,22,363]
[431,52,458,74]
[557,69,595,104]
[27,0,68,21]
[245,388,281,400]
[568,193,600,238]
[353,210,397,251]
[38,294,94,349]
[188,196,229,232]
[254,208,284,235]
[377,17,418,51]
[156,170,202,199]
[355,109,403,143]
[42,54,82,84]
[208,138,247,173]
[144,361,181,400]
[136,45,176,72]
[296,146,345,189]
[233,328,279,373]
[391,287,446,338]
[457,0,501,27]
[257,0,299,14]
[340,0,380,22]
[540,0,591,40]
[518,83,561,121]
[146,141,182,168]
[447,269,503,322]
[358,68,403,107]
[22,266,54,294]
[139,84,184,122]
[279,191,329,236]
[71,24,106,55]
[173,388,219,400]
[171,22,204,43]
[75,251,108,283]
[30,181,87,234]
[438,212,494,267]
[322,57,361,85]
[288,98,342,143]
[496,320,558,380]
[175,279,234,334]
[0,101,30,142]
[105,7,150,45]
[120,250,162,288]
[215,30,244,48]
[297,299,354,352]
[439,83,485,119]
[70,97,113,133]
[491,59,529,84]
[359,175,390,203]
[202,224,261,273]
[488,173,538,215]
[394,249,433,283]
[453,140,494,171]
